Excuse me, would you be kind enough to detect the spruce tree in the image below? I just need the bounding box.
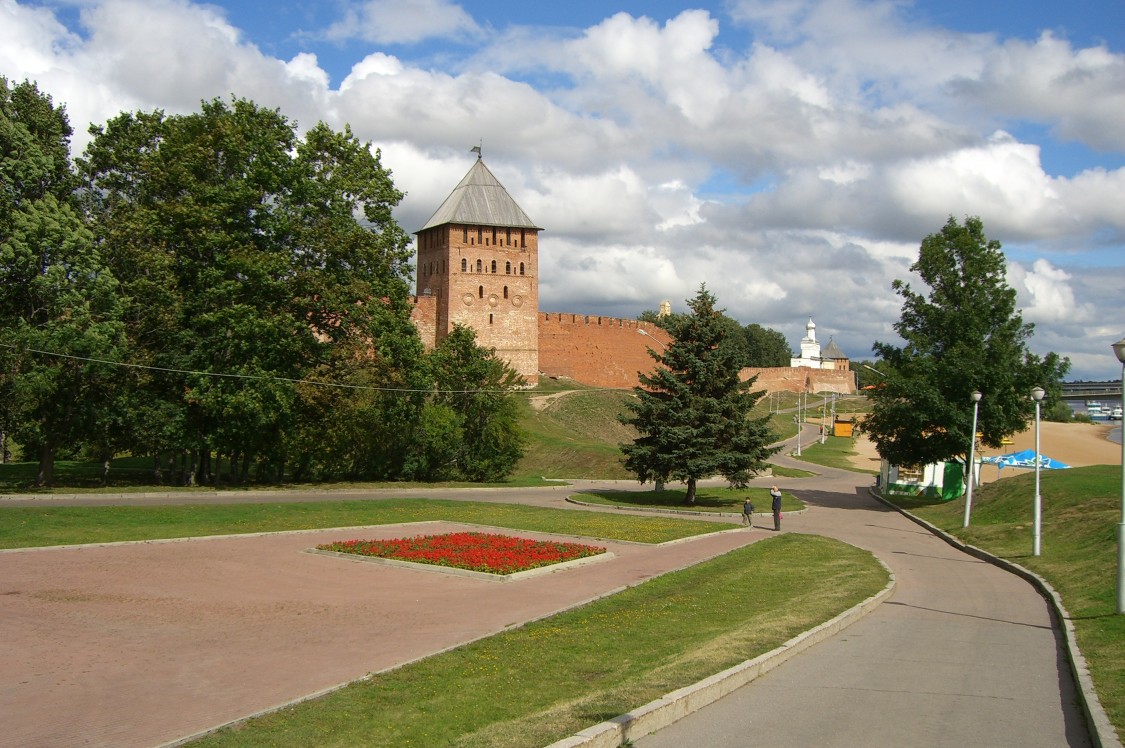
[621,286,777,503]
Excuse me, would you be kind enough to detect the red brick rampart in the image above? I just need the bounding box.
[537,313,671,389]
[741,366,856,394]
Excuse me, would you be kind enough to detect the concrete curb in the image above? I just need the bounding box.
[871,490,1122,748]
[564,495,808,521]
[544,557,897,748]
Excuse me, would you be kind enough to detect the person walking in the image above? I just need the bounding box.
[771,486,783,531]
[742,497,755,526]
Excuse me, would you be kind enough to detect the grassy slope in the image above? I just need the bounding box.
[891,466,1124,741]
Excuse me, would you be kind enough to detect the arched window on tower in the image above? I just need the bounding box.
[462,226,468,243]
[519,262,525,275]
[478,285,484,299]
[505,261,511,274]
[503,286,508,299]
[491,260,497,273]
[461,258,467,272]
[476,259,482,272]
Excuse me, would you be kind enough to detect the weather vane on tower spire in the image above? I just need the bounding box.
[469,140,482,159]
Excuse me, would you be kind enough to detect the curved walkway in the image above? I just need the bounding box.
[636,445,1092,747]
[0,429,1099,747]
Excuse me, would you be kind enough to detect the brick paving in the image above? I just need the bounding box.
[0,519,760,748]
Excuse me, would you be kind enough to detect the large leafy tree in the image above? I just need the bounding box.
[419,325,526,482]
[744,323,791,367]
[0,78,125,485]
[621,286,777,503]
[80,97,420,482]
[865,216,1069,470]
[639,309,790,368]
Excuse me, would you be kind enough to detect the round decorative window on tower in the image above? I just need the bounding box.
[488,294,500,307]
[511,295,523,308]
[462,293,474,306]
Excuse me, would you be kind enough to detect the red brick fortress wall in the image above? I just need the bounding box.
[538,314,672,388]
[740,366,857,394]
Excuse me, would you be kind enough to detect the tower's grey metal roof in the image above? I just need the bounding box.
[418,158,541,232]
[821,337,847,360]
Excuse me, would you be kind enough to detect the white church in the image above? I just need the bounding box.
[790,317,850,371]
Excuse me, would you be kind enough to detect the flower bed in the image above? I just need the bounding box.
[316,532,607,575]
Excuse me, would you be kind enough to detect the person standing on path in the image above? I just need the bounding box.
[770,486,782,531]
[742,498,754,526]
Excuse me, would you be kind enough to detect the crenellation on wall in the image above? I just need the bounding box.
[538,314,671,388]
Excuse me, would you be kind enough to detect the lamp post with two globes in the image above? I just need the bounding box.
[1111,336,1125,614]
[1032,386,1045,557]
[963,391,982,528]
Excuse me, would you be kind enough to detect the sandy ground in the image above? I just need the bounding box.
[847,419,1122,483]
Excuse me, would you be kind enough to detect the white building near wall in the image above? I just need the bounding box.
[790,317,843,368]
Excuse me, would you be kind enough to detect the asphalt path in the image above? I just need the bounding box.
[636,430,1091,748]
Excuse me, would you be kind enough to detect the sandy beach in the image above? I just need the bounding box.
[848,419,1122,483]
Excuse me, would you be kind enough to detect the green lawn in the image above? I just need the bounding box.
[791,434,877,474]
[190,534,887,747]
[0,499,727,549]
[572,486,803,514]
[885,465,1124,743]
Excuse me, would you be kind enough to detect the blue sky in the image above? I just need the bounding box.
[4,0,1125,379]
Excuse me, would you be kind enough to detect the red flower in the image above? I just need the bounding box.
[317,532,605,574]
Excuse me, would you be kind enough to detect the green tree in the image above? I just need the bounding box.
[0,78,125,485]
[620,286,778,503]
[865,216,1069,471]
[423,325,526,482]
[80,98,420,482]
[744,323,791,367]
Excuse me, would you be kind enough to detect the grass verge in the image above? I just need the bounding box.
[791,435,877,475]
[0,499,728,549]
[191,534,887,747]
[572,486,803,514]
[884,465,1124,742]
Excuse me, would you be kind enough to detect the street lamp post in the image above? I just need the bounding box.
[1112,336,1125,614]
[637,327,667,351]
[1032,386,1046,557]
[963,391,982,528]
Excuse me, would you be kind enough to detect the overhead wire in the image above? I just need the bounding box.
[0,342,632,395]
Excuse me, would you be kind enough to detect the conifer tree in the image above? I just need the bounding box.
[621,286,777,503]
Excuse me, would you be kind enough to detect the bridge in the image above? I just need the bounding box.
[1060,381,1123,401]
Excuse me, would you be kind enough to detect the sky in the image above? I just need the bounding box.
[4,0,1125,381]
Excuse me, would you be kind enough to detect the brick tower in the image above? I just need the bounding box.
[415,155,541,382]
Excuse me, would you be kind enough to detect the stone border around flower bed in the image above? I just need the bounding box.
[305,545,616,582]
[544,555,896,748]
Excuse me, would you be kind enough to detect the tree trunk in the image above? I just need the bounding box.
[240,452,251,484]
[685,477,697,504]
[185,451,197,487]
[36,443,56,487]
